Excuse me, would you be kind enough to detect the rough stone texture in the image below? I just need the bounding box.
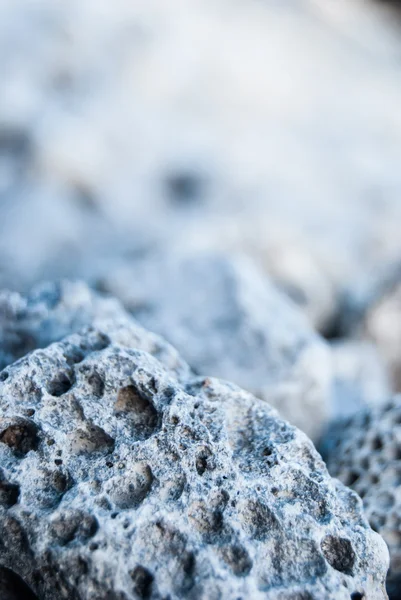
[0,327,389,599]
[97,254,331,442]
[324,398,401,598]
[0,279,190,381]
[330,340,390,420]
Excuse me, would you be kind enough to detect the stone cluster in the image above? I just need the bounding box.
[1,0,401,597]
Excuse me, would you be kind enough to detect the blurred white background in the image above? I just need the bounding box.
[0,0,401,332]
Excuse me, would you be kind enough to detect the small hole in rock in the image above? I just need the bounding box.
[47,372,74,397]
[86,370,105,397]
[350,593,364,600]
[372,436,383,451]
[321,535,356,575]
[0,371,9,382]
[130,565,154,600]
[0,478,20,507]
[347,471,360,486]
[66,347,85,365]
[196,448,213,476]
[220,544,252,576]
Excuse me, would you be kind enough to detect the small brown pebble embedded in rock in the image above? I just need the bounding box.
[114,385,159,441]
[0,417,39,455]
[68,424,114,455]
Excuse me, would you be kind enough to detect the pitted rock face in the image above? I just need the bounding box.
[324,399,401,599]
[97,254,331,442]
[0,280,190,380]
[0,329,388,599]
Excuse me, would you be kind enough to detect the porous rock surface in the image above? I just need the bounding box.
[97,254,331,441]
[0,279,190,380]
[324,399,401,598]
[0,326,389,599]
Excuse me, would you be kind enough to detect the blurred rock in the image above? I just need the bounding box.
[0,279,190,380]
[0,0,401,333]
[330,340,390,419]
[360,281,401,392]
[324,398,401,599]
[98,253,332,441]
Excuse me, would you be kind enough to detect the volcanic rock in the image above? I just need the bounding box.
[0,327,389,599]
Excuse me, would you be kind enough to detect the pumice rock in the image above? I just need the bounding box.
[324,399,401,599]
[0,279,190,380]
[0,327,389,599]
[97,254,332,441]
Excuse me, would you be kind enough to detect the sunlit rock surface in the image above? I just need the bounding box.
[0,327,389,599]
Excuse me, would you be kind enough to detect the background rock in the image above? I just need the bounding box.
[97,254,332,441]
[0,0,401,335]
[360,281,401,393]
[329,340,390,419]
[324,398,401,598]
[0,279,190,381]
